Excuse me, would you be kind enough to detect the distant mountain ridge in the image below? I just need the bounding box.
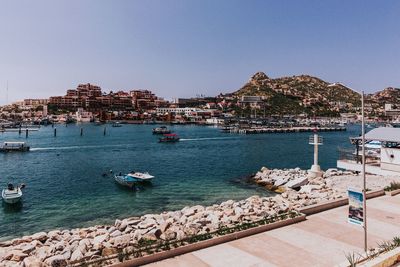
[368,87,400,104]
[231,72,361,115]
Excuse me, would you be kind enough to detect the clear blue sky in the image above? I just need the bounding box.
[0,0,399,104]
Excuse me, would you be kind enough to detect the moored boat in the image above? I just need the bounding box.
[112,122,122,127]
[152,126,171,134]
[159,133,180,143]
[114,174,137,189]
[0,142,30,152]
[2,184,24,204]
[127,171,155,182]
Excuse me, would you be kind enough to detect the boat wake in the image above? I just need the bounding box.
[179,137,235,142]
[30,144,133,151]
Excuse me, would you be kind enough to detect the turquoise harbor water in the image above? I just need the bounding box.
[0,124,358,240]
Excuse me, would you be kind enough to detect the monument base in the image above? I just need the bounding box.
[308,164,323,178]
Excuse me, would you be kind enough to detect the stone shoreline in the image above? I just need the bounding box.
[1,167,399,267]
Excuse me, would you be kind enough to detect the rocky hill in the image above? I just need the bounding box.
[368,87,400,104]
[232,72,361,115]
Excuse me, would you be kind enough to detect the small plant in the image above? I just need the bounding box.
[392,236,400,247]
[378,240,395,252]
[117,251,124,262]
[384,181,400,191]
[345,252,361,267]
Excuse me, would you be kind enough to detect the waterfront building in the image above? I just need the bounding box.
[385,103,400,117]
[75,108,93,122]
[130,90,167,110]
[337,127,400,175]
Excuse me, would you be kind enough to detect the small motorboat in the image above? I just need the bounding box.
[152,126,171,134]
[112,122,122,127]
[127,171,155,182]
[159,133,180,143]
[2,183,25,204]
[114,174,137,189]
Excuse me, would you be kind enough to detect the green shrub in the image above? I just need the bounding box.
[384,181,400,191]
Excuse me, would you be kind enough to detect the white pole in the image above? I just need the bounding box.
[314,133,318,166]
[362,91,367,253]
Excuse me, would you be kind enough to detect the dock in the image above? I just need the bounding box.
[222,126,346,134]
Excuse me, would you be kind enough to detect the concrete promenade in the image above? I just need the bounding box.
[145,195,400,267]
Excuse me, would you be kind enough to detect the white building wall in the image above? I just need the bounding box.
[381,147,400,172]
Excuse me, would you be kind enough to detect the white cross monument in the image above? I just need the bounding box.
[308,129,323,178]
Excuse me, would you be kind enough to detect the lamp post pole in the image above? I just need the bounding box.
[361,91,367,253]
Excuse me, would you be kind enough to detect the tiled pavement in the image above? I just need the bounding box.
[145,195,400,267]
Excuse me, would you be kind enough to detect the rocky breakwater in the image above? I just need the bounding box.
[0,195,292,267]
[252,167,356,209]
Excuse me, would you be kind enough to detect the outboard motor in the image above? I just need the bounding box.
[7,183,14,190]
[20,183,26,189]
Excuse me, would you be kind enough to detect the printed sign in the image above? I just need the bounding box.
[348,187,364,226]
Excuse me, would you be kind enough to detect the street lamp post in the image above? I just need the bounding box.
[361,91,367,253]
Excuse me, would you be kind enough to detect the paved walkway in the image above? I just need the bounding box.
[145,195,400,267]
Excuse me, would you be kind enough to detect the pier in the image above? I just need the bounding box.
[222,126,346,134]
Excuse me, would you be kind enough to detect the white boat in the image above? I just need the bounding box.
[127,172,155,182]
[2,184,24,204]
[0,142,30,152]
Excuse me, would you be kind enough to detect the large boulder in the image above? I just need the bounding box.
[286,177,308,189]
[44,254,67,267]
[31,232,47,243]
[113,234,131,247]
[23,256,44,267]
[70,249,84,262]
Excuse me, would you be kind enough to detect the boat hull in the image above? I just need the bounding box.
[114,175,136,188]
[2,189,22,204]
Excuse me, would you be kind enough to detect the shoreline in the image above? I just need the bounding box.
[1,167,399,266]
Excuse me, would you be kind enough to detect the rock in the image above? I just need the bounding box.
[261,166,269,172]
[78,239,90,249]
[61,249,71,261]
[118,220,128,231]
[31,232,47,243]
[143,228,161,241]
[101,247,117,257]
[53,241,66,251]
[299,185,318,194]
[113,234,131,247]
[93,234,108,246]
[20,243,36,254]
[159,221,171,233]
[178,215,187,225]
[34,246,51,261]
[44,254,67,267]
[176,230,185,240]
[160,229,176,240]
[234,206,243,216]
[70,249,84,261]
[286,177,308,189]
[137,219,156,229]
[274,176,290,186]
[114,219,122,228]
[110,230,122,238]
[23,256,43,267]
